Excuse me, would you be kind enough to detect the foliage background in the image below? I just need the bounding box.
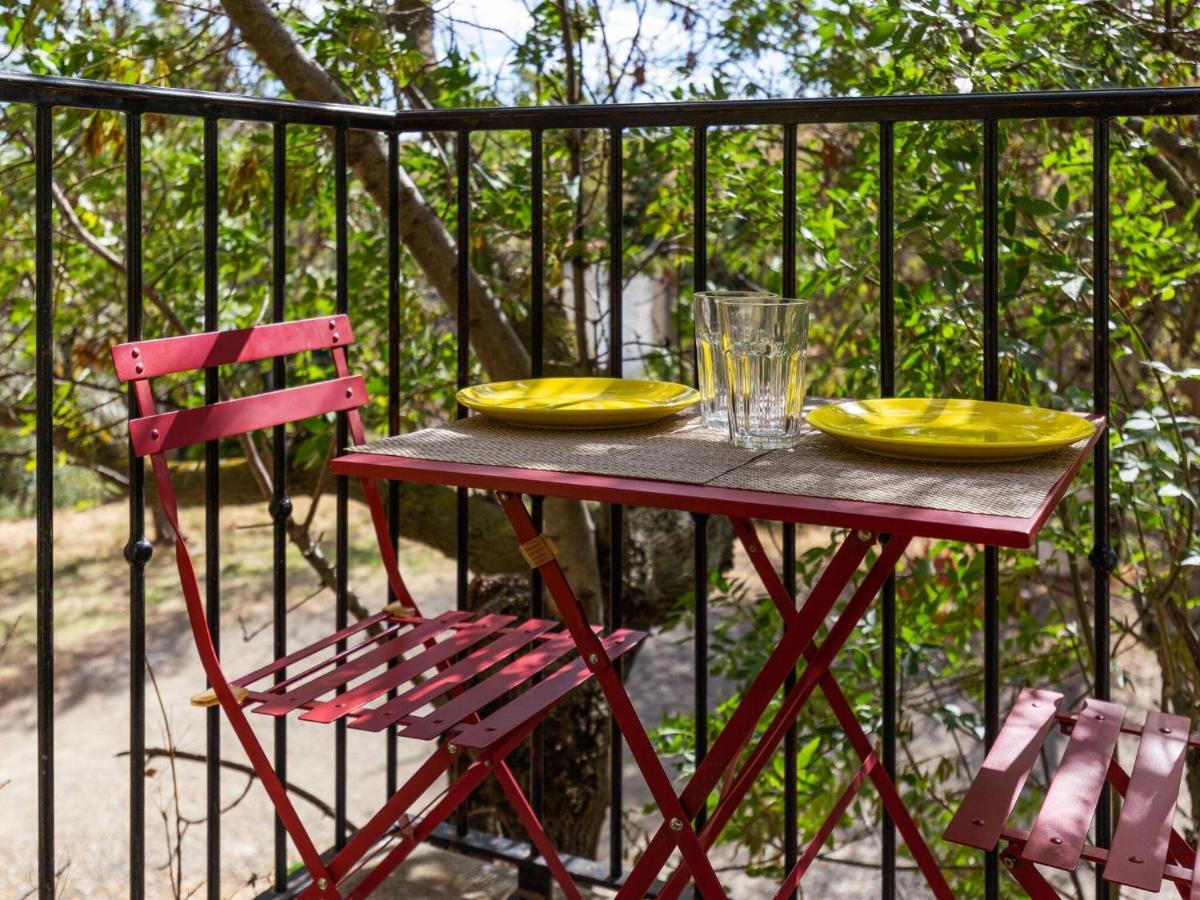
[0,0,1198,896]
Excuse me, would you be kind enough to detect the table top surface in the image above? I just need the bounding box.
[332,407,1105,548]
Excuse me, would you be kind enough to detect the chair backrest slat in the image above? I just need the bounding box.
[113,314,354,382]
[129,375,366,456]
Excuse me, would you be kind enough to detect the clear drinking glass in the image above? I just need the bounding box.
[694,291,777,430]
[717,297,810,449]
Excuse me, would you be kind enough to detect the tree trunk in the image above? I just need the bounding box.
[219,0,530,383]
[217,0,603,622]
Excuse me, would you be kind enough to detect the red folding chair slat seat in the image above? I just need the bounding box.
[946,687,1200,898]
[114,316,646,900]
[238,607,643,738]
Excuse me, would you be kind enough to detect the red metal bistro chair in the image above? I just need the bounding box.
[113,315,646,899]
[946,687,1200,897]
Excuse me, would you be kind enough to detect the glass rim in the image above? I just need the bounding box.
[713,296,810,307]
[695,290,778,300]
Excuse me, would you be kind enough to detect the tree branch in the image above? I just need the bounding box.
[119,747,359,832]
[1115,120,1198,210]
[219,0,531,382]
[1128,116,1200,182]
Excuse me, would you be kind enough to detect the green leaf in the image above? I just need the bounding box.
[863,19,897,47]
[1014,196,1059,217]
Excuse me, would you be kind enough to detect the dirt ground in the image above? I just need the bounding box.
[0,498,1164,899]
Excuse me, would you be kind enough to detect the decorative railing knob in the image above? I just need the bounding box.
[124,537,153,568]
[269,494,293,522]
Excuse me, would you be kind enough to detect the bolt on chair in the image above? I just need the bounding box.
[946,686,1200,897]
[113,314,647,899]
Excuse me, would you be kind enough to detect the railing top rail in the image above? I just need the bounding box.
[2,71,1200,130]
[0,72,396,129]
[392,86,1200,130]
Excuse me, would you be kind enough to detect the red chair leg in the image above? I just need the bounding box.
[325,745,455,885]
[218,689,340,896]
[342,705,581,900]
[491,759,586,900]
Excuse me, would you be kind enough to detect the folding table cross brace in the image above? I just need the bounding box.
[496,494,953,899]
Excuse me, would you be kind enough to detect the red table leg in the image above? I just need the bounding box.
[498,493,951,898]
[654,527,950,900]
[613,529,881,900]
[729,519,953,898]
[773,755,876,900]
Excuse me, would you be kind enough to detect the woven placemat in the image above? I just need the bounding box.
[706,422,1086,519]
[351,412,768,485]
[352,408,1088,520]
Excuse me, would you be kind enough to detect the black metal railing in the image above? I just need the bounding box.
[2,70,1185,900]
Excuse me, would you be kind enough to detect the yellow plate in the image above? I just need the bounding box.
[806,398,1095,461]
[457,377,700,429]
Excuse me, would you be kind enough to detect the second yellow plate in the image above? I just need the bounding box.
[457,377,700,428]
[806,398,1095,461]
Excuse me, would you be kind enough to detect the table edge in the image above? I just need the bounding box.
[332,413,1105,549]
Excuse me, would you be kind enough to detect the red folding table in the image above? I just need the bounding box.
[332,409,1104,898]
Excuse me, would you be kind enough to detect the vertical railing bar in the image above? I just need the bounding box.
[779,125,795,318]
[34,101,55,900]
[529,127,546,826]
[878,119,897,900]
[202,114,222,900]
[781,526,797,880]
[607,125,625,882]
[692,511,708,838]
[455,128,470,573]
[333,124,350,851]
[982,120,1000,401]
[124,109,148,900]
[879,122,896,400]
[692,125,707,370]
[455,131,471,411]
[608,128,623,373]
[531,129,545,382]
[270,121,289,892]
[691,124,708,850]
[455,129,471,837]
[981,116,1001,900]
[386,130,402,800]
[781,121,799,900]
[1091,116,1112,900]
